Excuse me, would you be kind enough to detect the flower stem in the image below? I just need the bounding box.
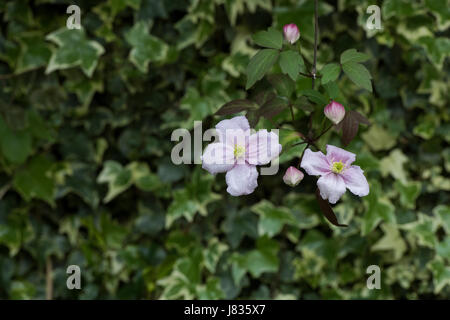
[312,0,319,89]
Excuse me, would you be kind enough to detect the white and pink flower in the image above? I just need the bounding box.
[300,145,369,204]
[283,166,304,187]
[324,101,345,125]
[201,116,282,196]
[283,23,300,44]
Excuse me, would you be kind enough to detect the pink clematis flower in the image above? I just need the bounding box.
[300,145,369,204]
[201,116,282,196]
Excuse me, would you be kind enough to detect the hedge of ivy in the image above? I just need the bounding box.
[0,0,449,299]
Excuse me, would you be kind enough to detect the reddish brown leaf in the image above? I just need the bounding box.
[315,188,347,227]
[216,99,258,116]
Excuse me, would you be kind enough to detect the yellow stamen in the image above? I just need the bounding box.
[234,145,245,159]
[331,161,345,174]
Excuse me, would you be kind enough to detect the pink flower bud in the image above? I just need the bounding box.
[283,166,304,187]
[283,24,300,44]
[324,101,346,125]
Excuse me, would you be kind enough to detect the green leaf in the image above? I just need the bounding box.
[45,28,105,77]
[320,63,340,84]
[379,149,409,184]
[251,27,283,49]
[267,74,295,98]
[166,170,220,227]
[13,156,55,206]
[298,89,328,105]
[371,224,407,261]
[203,238,228,273]
[125,21,169,73]
[97,161,133,202]
[245,236,279,277]
[0,128,32,165]
[428,259,450,294]
[361,125,397,151]
[361,181,396,236]
[15,32,51,74]
[394,180,421,209]
[402,213,438,248]
[246,49,279,89]
[279,50,304,81]
[434,205,450,234]
[342,61,372,92]
[340,49,370,64]
[251,200,297,237]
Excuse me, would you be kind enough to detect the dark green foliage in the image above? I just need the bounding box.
[0,0,448,300]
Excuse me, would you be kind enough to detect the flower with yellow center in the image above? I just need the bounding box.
[331,160,345,174]
[234,145,245,159]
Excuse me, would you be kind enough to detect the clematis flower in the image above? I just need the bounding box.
[324,101,345,125]
[283,23,300,44]
[283,166,304,187]
[201,116,282,196]
[300,145,369,204]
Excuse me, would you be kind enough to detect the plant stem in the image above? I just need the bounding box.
[315,123,333,141]
[46,256,53,300]
[289,103,295,121]
[312,0,319,89]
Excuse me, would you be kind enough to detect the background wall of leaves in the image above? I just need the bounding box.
[0,0,449,299]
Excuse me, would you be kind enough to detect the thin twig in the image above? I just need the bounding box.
[46,256,53,300]
[289,103,295,122]
[314,123,334,141]
[312,0,319,89]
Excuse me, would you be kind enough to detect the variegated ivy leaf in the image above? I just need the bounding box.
[125,21,169,73]
[45,28,105,77]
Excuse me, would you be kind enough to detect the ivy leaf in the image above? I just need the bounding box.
[166,170,220,227]
[97,161,133,203]
[45,28,105,77]
[379,149,409,184]
[279,50,304,81]
[402,213,438,248]
[434,205,450,234]
[216,99,258,116]
[320,63,340,84]
[428,259,450,294]
[340,49,370,64]
[245,236,279,278]
[203,238,228,273]
[361,181,396,236]
[394,180,421,209]
[251,27,283,49]
[246,49,279,89]
[342,61,372,92]
[371,224,407,261]
[13,156,55,206]
[251,200,297,237]
[125,21,169,73]
[15,32,51,74]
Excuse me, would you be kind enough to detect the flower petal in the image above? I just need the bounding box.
[317,173,346,204]
[342,165,369,197]
[201,143,235,174]
[326,145,356,166]
[215,116,250,145]
[225,163,258,196]
[300,149,331,176]
[246,129,282,165]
